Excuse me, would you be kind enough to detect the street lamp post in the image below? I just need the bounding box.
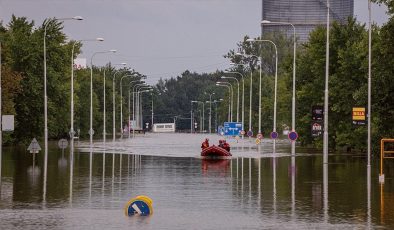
[367,0,372,168]
[70,38,103,146]
[221,76,239,123]
[111,66,128,142]
[247,39,278,135]
[236,52,262,135]
[151,92,154,131]
[0,42,2,188]
[137,89,152,129]
[135,85,151,130]
[323,0,330,165]
[192,101,204,132]
[212,99,223,132]
[205,92,215,133]
[104,63,126,143]
[128,80,142,138]
[261,20,297,152]
[217,81,233,122]
[43,16,82,200]
[191,101,199,133]
[216,83,232,122]
[225,71,245,132]
[119,74,135,138]
[90,50,117,146]
[132,83,146,137]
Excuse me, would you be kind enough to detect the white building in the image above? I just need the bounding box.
[152,123,175,133]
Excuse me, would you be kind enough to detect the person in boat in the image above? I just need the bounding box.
[201,138,209,149]
[222,140,230,152]
[218,140,224,148]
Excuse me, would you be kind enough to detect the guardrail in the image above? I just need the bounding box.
[380,138,394,183]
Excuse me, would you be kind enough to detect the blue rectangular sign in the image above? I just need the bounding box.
[223,122,242,136]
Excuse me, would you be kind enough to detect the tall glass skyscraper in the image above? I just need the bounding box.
[261,0,354,42]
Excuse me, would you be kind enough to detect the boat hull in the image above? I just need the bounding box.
[201,145,232,158]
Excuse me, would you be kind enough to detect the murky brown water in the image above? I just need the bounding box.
[0,133,393,229]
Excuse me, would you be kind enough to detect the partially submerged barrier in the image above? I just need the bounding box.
[379,138,394,183]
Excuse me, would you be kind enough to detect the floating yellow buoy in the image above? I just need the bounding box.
[124,195,153,216]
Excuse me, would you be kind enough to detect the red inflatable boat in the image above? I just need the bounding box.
[201,138,232,158]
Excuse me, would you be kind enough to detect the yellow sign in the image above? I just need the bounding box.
[352,107,366,121]
[255,138,261,145]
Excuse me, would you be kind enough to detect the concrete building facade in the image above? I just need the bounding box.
[261,0,354,42]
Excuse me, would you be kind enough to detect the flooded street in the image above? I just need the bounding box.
[0,133,393,229]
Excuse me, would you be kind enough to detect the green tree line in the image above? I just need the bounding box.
[151,12,394,154]
[0,15,144,144]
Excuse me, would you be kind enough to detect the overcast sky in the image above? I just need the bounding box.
[0,0,389,85]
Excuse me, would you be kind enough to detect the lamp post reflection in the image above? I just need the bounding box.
[367,165,371,229]
[323,161,328,223]
[69,147,74,206]
[89,148,93,205]
[291,154,296,220]
[102,148,106,204]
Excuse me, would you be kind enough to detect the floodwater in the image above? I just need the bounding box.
[0,132,393,229]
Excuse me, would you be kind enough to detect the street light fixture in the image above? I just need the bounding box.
[137,88,153,129]
[225,71,245,133]
[235,52,262,135]
[323,0,330,165]
[90,50,117,146]
[0,42,2,187]
[191,100,199,133]
[103,63,127,142]
[217,81,234,122]
[261,19,297,153]
[43,16,82,200]
[367,0,372,168]
[246,38,278,137]
[216,83,232,122]
[221,76,240,123]
[212,99,223,133]
[119,73,136,138]
[205,92,215,133]
[192,101,204,132]
[133,84,151,132]
[131,83,146,137]
[70,37,103,147]
[111,65,128,141]
[128,79,143,139]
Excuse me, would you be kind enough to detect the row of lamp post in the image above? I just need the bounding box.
[246,0,372,170]
[191,98,223,133]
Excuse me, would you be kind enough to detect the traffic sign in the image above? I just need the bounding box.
[27,138,41,154]
[223,122,242,136]
[69,130,76,137]
[352,107,366,125]
[2,115,14,131]
[124,195,153,216]
[288,131,298,141]
[240,130,246,136]
[88,128,94,136]
[311,122,323,137]
[257,133,263,140]
[255,138,261,145]
[312,105,324,121]
[270,131,278,139]
[247,130,253,137]
[218,126,224,134]
[58,139,68,149]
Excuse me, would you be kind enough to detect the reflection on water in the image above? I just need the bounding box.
[0,133,393,229]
